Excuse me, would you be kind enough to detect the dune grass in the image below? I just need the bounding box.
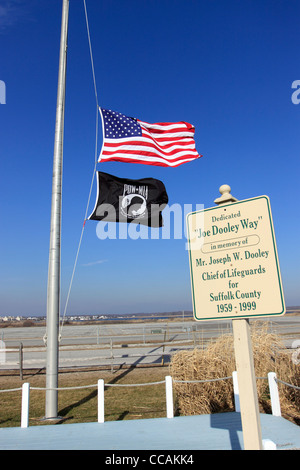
[170,321,300,424]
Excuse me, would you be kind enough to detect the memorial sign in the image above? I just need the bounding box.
[187,195,285,321]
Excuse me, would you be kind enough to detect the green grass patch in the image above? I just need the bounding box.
[0,366,169,427]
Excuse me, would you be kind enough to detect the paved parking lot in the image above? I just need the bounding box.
[0,313,299,370]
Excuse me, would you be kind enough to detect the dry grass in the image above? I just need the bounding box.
[169,321,300,424]
[0,366,168,427]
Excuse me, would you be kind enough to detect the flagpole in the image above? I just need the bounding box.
[45,0,69,419]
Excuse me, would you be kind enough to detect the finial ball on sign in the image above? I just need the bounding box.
[219,184,232,195]
[214,184,238,205]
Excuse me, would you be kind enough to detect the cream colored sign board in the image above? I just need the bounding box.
[187,196,285,321]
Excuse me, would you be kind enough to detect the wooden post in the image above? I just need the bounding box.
[19,343,23,381]
[110,339,114,373]
[161,330,167,365]
[232,319,262,449]
[215,185,263,450]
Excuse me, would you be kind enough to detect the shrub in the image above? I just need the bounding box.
[169,321,300,423]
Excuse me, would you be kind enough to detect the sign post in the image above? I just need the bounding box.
[186,185,285,450]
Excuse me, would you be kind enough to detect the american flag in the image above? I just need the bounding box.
[98,107,202,167]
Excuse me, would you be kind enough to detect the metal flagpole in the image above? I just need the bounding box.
[45,0,69,419]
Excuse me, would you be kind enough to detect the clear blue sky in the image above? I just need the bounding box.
[1,0,300,317]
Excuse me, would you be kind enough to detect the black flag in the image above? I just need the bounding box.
[88,172,169,227]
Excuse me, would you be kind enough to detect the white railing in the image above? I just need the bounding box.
[16,376,174,428]
[1,370,298,430]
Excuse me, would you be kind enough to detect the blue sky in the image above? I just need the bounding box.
[1,0,300,317]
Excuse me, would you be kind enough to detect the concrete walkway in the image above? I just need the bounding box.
[0,413,299,450]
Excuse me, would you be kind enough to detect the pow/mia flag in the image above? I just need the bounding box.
[88,172,168,227]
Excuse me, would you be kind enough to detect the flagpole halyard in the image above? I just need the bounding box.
[59,0,100,337]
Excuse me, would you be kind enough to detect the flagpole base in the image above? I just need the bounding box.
[41,416,63,423]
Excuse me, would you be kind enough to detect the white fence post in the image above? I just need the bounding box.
[21,382,30,428]
[165,375,174,418]
[262,439,277,450]
[232,371,240,412]
[98,379,105,423]
[268,372,281,417]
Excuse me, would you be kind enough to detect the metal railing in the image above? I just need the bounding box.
[0,336,203,373]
